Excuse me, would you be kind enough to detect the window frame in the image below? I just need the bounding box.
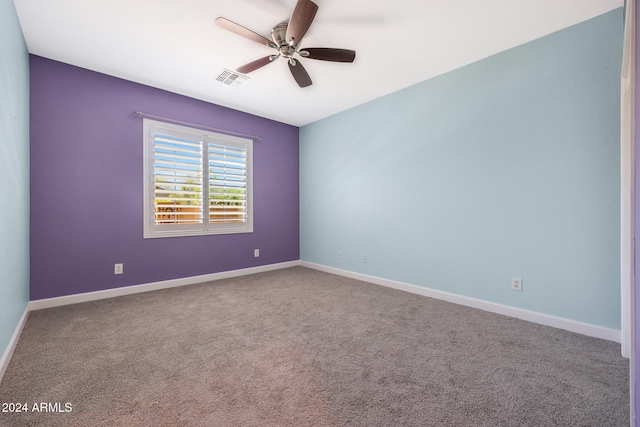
[143,119,253,239]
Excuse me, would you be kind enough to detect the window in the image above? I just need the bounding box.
[143,119,253,238]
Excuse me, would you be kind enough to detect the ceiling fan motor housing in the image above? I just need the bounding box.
[271,22,296,57]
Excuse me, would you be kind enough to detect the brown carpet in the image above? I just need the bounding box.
[0,267,629,426]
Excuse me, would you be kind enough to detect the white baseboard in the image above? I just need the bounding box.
[29,261,300,311]
[0,306,29,384]
[25,259,623,342]
[300,261,622,343]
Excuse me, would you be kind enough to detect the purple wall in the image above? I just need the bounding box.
[30,55,300,300]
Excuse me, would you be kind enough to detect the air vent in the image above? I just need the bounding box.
[215,69,250,87]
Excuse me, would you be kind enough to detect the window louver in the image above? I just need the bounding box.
[208,143,247,223]
[153,134,204,225]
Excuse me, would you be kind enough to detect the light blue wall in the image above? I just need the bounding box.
[0,0,30,360]
[300,10,623,329]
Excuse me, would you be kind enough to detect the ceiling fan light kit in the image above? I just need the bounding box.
[216,0,356,88]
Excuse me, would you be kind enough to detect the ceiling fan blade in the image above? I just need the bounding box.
[215,17,276,48]
[288,59,312,88]
[285,0,318,46]
[299,48,356,63]
[236,56,278,74]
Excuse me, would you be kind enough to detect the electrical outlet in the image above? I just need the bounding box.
[114,263,123,275]
[337,250,342,259]
[362,255,368,263]
[254,249,260,257]
[512,277,523,291]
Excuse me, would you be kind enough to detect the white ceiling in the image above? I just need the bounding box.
[14,0,622,127]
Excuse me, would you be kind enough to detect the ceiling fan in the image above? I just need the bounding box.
[216,0,356,88]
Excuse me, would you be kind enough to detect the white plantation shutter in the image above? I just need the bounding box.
[143,119,253,238]
[153,134,204,225]
[208,143,248,223]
